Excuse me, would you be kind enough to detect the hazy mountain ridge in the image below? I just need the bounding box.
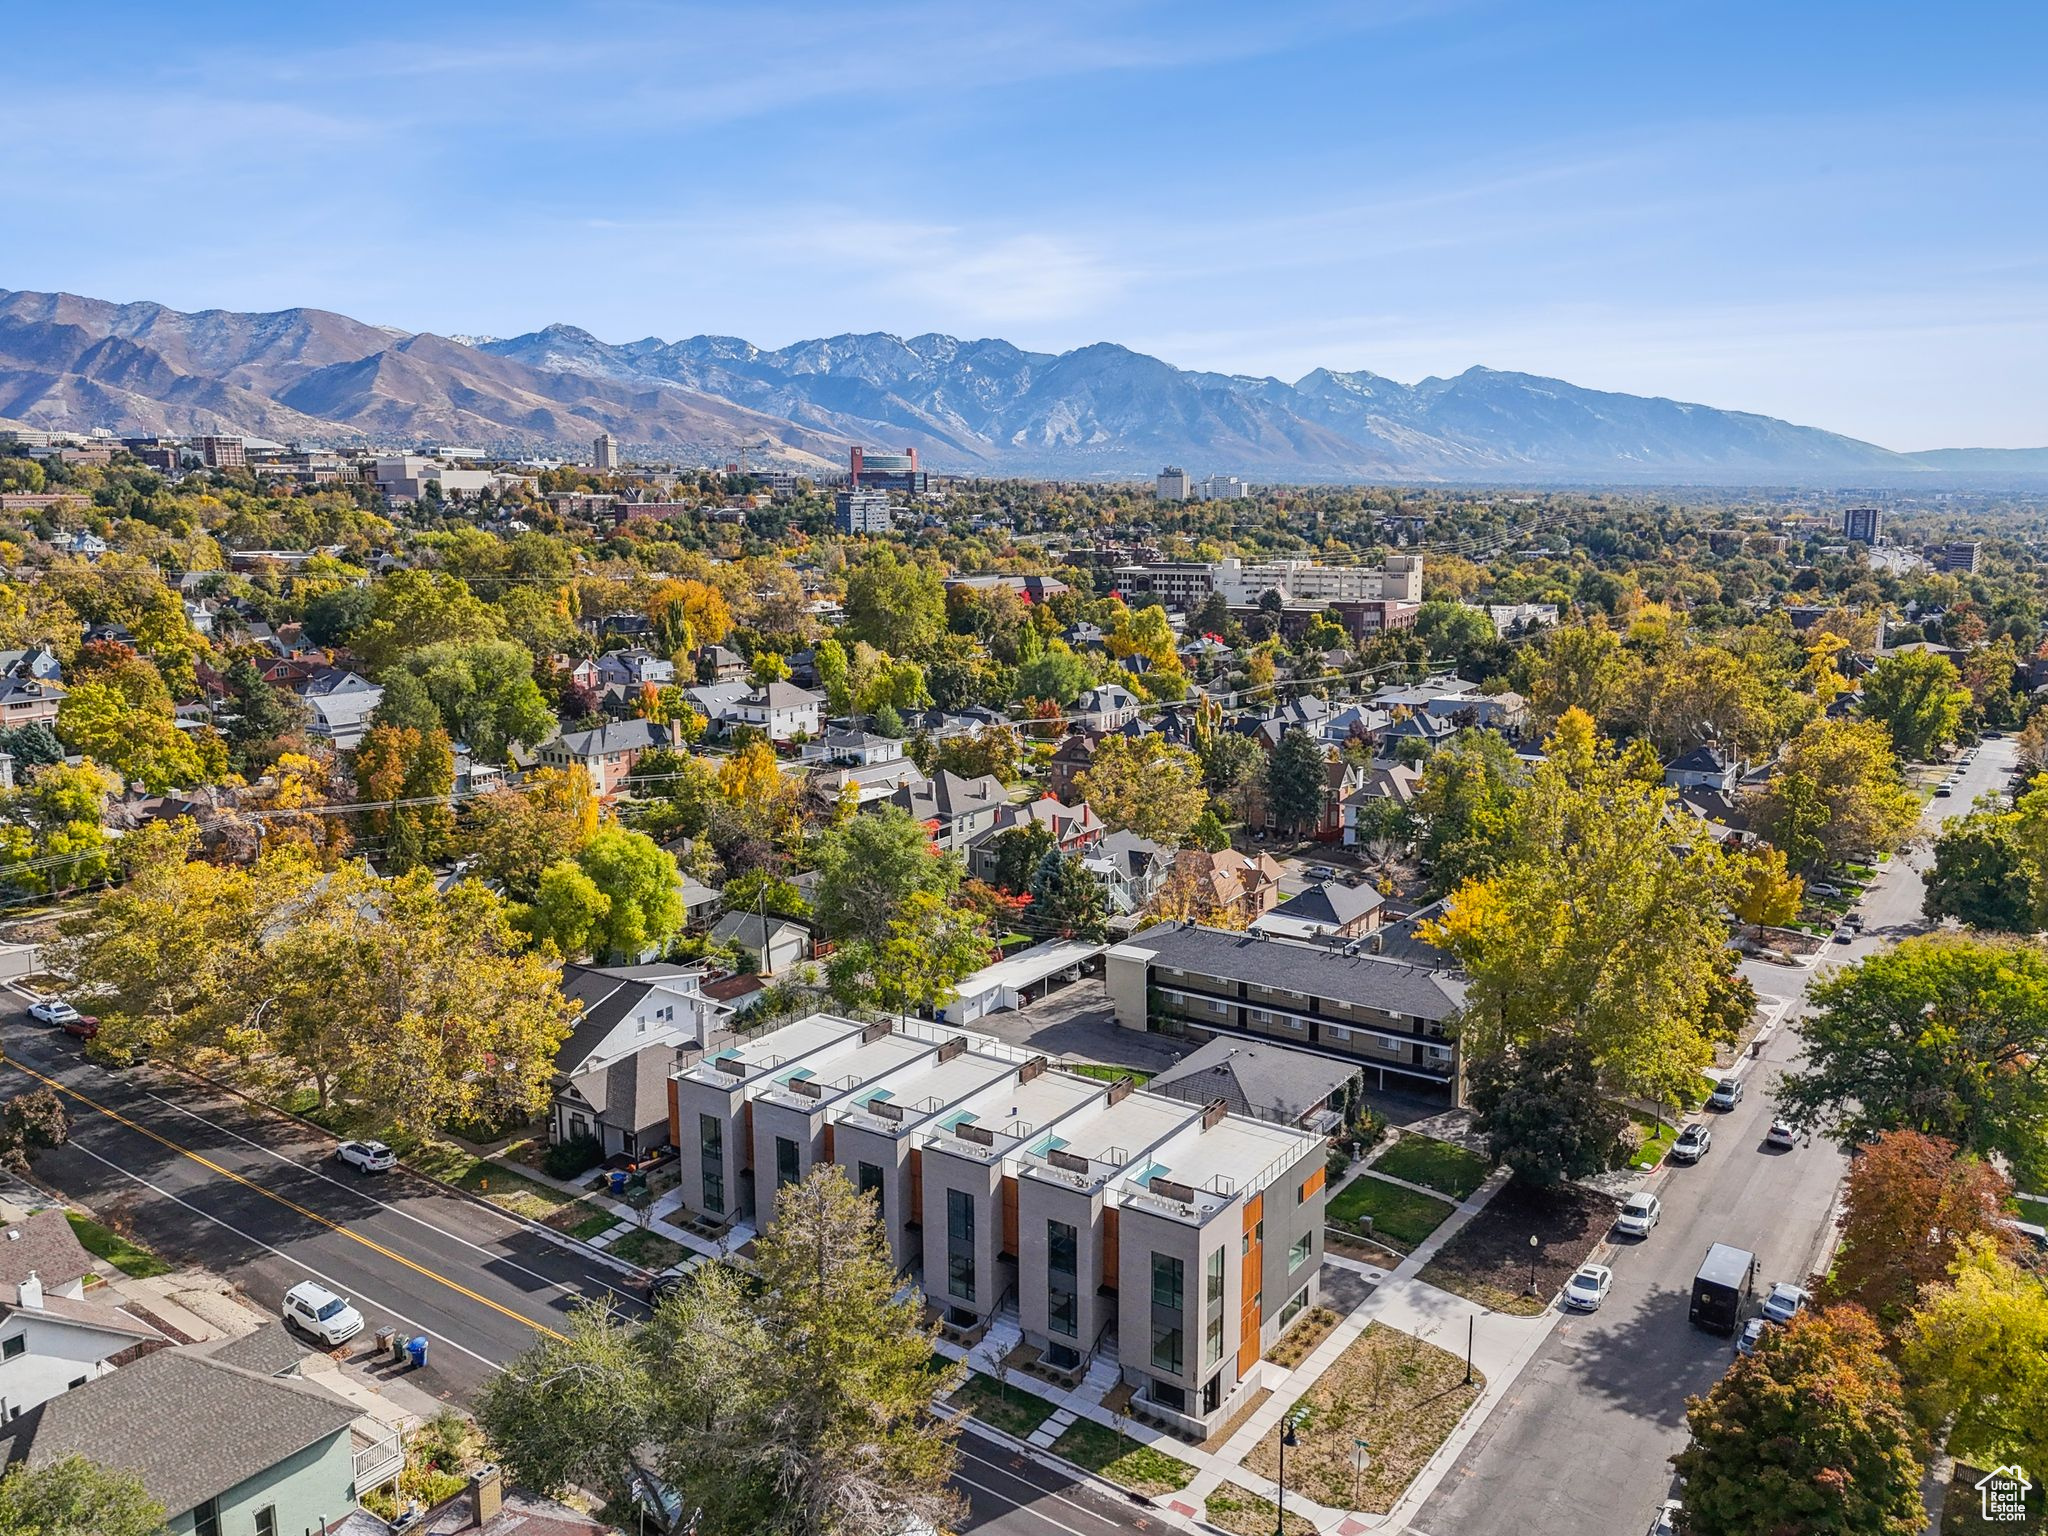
[0,287,2036,482]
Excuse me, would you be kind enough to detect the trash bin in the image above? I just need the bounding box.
[373,1326,396,1358]
[609,1170,628,1195]
[405,1336,428,1370]
[390,1330,408,1364]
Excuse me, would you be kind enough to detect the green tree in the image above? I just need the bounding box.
[1074,736,1207,847]
[56,678,217,792]
[348,567,502,671]
[1027,851,1111,941]
[1779,934,2048,1185]
[844,549,946,658]
[1923,807,2032,930]
[393,639,554,762]
[813,805,961,945]
[352,722,456,871]
[1671,1306,1924,1536]
[573,827,684,960]
[828,890,993,1016]
[1862,648,1969,762]
[0,1087,68,1175]
[1410,729,1521,894]
[1013,646,1093,707]
[1464,1034,1622,1188]
[458,767,599,901]
[0,1454,168,1536]
[1265,727,1328,836]
[221,656,295,762]
[1732,846,1804,940]
[987,823,1058,895]
[1745,718,1918,870]
[1901,1236,2048,1479]
[519,860,613,960]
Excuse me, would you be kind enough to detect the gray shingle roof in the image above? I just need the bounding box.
[1148,1038,1360,1125]
[1265,881,1385,929]
[0,1346,357,1519]
[0,1209,94,1291]
[1125,923,1464,1020]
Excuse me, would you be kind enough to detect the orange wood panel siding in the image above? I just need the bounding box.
[1299,1165,1327,1202]
[667,1079,680,1147]
[822,1125,835,1162]
[1237,1192,1265,1378]
[1102,1207,1120,1292]
[1001,1177,1019,1258]
[908,1148,923,1214]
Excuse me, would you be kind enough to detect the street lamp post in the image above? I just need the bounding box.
[1275,1414,1301,1535]
[1527,1233,1540,1296]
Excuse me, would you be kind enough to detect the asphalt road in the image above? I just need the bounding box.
[1408,737,2019,1536]
[0,1000,1159,1535]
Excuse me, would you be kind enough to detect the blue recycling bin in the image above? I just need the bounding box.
[405,1336,428,1369]
[610,1170,628,1195]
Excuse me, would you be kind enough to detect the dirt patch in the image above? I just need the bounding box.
[1206,1483,1316,1536]
[1417,1180,1612,1315]
[1265,1306,1341,1368]
[1241,1323,1483,1515]
[1199,1386,1272,1453]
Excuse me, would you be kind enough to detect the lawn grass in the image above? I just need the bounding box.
[1242,1323,1482,1515]
[1051,1417,1195,1495]
[1325,1174,1456,1251]
[1371,1134,1490,1200]
[1205,1485,1316,1536]
[563,1207,620,1241]
[1626,1112,1679,1170]
[1064,1062,1154,1087]
[950,1371,1059,1440]
[66,1212,171,1278]
[406,1140,584,1223]
[607,1229,687,1270]
[1418,1181,1610,1316]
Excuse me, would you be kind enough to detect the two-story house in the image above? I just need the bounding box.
[593,647,676,692]
[733,681,824,742]
[0,677,63,731]
[532,718,677,799]
[966,795,1104,882]
[889,770,1009,851]
[551,962,728,1157]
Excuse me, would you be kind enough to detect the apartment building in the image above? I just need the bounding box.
[666,1012,1328,1438]
[1105,922,1467,1100]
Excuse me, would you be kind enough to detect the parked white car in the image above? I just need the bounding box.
[337,1140,397,1174]
[1562,1263,1614,1311]
[1650,1498,1683,1536]
[283,1280,364,1346]
[1760,1282,1811,1325]
[1671,1124,1713,1163]
[26,999,82,1026]
[1615,1191,1661,1238]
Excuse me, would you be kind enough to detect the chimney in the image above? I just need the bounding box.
[470,1463,502,1526]
[17,1272,40,1310]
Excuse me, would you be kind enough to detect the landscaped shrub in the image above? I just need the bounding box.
[543,1133,604,1179]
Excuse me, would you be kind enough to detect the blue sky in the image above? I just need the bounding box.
[5,0,2045,448]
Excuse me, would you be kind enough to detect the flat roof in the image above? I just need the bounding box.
[832,1050,1016,1136]
[684,1014,862,1087]
[754,1032,933,1110]
[922,1067,1108,1164]
[1148,1113,1319,1203]
[1023,1090,1198,1189]
[952,938,1104,1000]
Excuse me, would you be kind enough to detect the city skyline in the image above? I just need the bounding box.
[4,0,2044,450]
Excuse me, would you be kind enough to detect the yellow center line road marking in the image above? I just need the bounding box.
[10,1059,565,1345]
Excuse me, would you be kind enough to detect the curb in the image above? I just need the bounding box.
[151,1062,655,1288]
[940,1400,1203,1532]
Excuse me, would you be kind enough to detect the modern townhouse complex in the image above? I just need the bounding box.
[666,1011,1328,1438]
[1105,922,1467,1100]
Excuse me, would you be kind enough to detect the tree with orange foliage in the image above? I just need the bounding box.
[1823,1129,2017,1332]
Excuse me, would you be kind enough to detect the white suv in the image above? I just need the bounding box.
[337,1140,396,1174]
[283,1281,364,1346]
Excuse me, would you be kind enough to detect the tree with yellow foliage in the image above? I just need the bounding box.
[1733,846,1804,941]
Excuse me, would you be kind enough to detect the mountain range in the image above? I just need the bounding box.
[1,287,2040,484]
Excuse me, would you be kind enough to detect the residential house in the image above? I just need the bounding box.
[1423,689,1527,734]
[799,728,906,767]
[734,681,824,742]
[0,677,62,731]
[550,963,726,1157]
[1083,830,1172,915]
[556,655,601,694]
[1252,880,1386,945]
[421,1466,617,1535]
[890,769,1010,851]
[682,681,752,730]
[1341,761,1424,846]
[593,647,676,692]
[1106,922,1466,1099]
[297,669,384,753]
[1071,684,1140,731]
[0,1210,95,1302]
[966,795,1105,883]
[667,1013,1327,1437]
[0,1346,364,1536]
[1172,849,1286,923]
[1046,734,1098,799]
[698,644,747,682]
[1147,1037,1363,1133]
[0,646,61,683]
[677,875,722,932]
[533,718,676,798]
[1378,711,1456,753]
[1665,743,1741,794]
[0,1271,163,1418]
[708,911,813,975]
[810,756,928,809]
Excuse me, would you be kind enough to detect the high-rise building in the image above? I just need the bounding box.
[1843,507,1883,543]
[1197,474,1253,501]
[849,447,925,493]
[836,488,894,534]
[192,435,246,470]
[592,432,620,471]
[1156,466,1193,502]
[1925,540,1981,574]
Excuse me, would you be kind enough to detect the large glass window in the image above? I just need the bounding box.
[1204,1246,1226,1367]
[775,1135,800,1189]
[1288,1232,1313,1271]
[1047,1219,1079,1339]
[947,1189,977,1303]
[858,1161,885,1202]
[1150,1253,1185,1375]
[698,1114,724,1216]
